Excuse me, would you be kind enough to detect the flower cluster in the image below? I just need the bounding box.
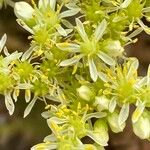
[1,0,150,149]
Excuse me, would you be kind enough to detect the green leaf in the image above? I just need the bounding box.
[23,97,37,118]
[59,54,84,66]
[94,19,107,42]
[76,18,89,42]
[97,51,115,66]
[118,103,129,126]
[88,58,98,82]
[0,34,7,52]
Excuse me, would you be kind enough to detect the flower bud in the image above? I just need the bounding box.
[77,85,95,101]
[108,111,125,133]
[95,96,109,111]
[133,113,150,139]
[14,2,34,20]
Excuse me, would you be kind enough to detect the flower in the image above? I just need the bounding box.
[14,0,80,56]
[57,18,122,81]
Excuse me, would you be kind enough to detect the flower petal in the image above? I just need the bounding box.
[59,8,80,19]
[59,54,84,66]
[120,0,132,8]
[0,34,7,52]
[94,19,107,42]
[14,1,34,20]
[76,18,89,42]
[97,51,115,66]
[24,97,37,118]
[132,103,145,123]
[118,103,129,126]
[88,58,98,82]
[56,43,80,52]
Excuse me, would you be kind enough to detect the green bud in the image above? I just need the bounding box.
[14,2,34,20]
[95,96,109,111]
[77,85,95,101]
[133,113,150,139]
[108,111,125,133]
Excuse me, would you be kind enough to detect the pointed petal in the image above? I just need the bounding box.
[120,0,132,8]
[137,19,150,35]
[24,97,37,118]
[59,54,84,66]
[0,34,7,52]
[118,103,129,126]
[94,19,107,42]
[88,58,98,82]
[132,103,145,123]
[109,97,117,113]
[59,8,80,19]
[127,58,139,79]
[55,25,67,36]
[76,18,89,42]
[97,51,115,66]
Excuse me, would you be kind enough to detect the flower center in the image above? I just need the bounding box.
[80,40,99,56]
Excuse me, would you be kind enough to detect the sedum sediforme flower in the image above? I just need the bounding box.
[14,0,80,56]
[132,65,150,123]
[133,111,150,139]
[99,58,139,126]
[57,18,122,81]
